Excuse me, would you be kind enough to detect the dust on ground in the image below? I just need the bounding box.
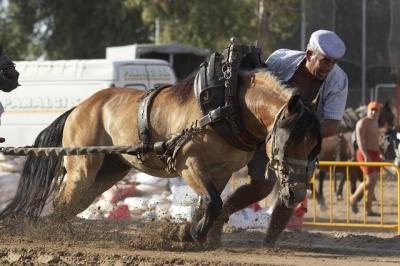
[1,218,400,265]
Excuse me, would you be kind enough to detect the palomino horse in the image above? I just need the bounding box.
[0,69,321,247]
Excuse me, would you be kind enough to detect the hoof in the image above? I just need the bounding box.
[336,193,343,201]
[263,238,276,247]
[206,238,222,249]
[206,221,224,248]
[190,230,207,244]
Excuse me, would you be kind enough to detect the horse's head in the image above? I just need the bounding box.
[266,94,321,208]
[380,128,399,161]
[0,46,19,93]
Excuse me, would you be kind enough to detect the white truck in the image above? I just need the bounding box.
[0,58,177,147]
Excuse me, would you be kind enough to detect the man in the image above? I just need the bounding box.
[0,46,20,143]
[350,101,382,216]
[208,30,348,247]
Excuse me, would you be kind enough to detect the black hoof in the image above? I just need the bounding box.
[336,193,343,201]
[263,238,276,247]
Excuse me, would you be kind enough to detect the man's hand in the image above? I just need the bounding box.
[321,119,341,138]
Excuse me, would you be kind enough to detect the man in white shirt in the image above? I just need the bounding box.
[209,30,348,247]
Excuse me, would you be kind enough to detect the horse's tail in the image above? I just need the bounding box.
[0,108,75,222]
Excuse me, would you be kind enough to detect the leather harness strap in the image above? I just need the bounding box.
[137,40,266,153]
[195,39,266,151]
[137,84,171,145]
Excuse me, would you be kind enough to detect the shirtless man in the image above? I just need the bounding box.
[350,101,382,216]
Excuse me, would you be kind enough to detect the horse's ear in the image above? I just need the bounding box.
[287,94,301,114]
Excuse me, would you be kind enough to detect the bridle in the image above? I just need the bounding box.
[266,101,319,207]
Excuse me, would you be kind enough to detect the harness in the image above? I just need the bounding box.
[267,101,318,207]
[0,50,19,92]
[194,39,266,151]
[137,38,267,167]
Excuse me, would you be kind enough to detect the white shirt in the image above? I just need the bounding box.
[0,101,3,125]
[265,49,348,121]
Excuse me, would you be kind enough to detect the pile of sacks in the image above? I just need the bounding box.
[0,155,25,212]
[77,168,277,230]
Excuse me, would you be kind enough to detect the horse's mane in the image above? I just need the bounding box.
[167,72,196,104]
[279,101,322,159]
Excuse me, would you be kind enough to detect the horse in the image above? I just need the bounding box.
[0,67,321,247]
[0,46,19,93]
[314,132,362,208]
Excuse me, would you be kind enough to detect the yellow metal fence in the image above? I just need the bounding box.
[303,161,400,235]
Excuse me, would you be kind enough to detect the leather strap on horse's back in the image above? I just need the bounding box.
[137,84,171,145]
[194,38,265,151]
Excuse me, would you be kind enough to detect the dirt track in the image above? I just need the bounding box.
[1,218,400,265]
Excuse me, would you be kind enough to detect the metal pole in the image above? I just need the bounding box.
[155,17,160,44]
[361,0,367,104]
[300,0,306,50]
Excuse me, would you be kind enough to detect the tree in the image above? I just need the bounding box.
[0,0,301,59]
[0,0,151,60]
[125,0,301,54]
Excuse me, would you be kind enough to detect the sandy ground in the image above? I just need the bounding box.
[1,217,400,265]
[1,166,400,265]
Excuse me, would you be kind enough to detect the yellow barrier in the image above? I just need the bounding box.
[303,161,400,235]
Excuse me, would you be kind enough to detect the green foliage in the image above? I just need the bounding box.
[125,0,301,54]
[1,0,150,59]
[0,0,301,59]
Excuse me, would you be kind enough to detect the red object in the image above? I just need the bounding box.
[107,204,131,221]
[249,202,262,212]
[101,183,136,203]
[286,198,307,230]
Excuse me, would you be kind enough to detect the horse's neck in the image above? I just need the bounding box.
[240,72,291,139]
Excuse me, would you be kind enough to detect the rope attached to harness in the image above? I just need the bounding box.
[0,123,202,173]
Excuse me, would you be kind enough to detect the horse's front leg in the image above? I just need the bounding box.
[177,156,223,244]
[207,146,275,247]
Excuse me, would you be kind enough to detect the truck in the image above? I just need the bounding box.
[106,43,209,80]
[0,58,177,147]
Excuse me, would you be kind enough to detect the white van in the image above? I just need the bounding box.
[0,59,177,147]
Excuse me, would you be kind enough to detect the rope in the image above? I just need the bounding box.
[0,144,155,157]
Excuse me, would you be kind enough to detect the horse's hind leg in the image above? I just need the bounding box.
[49,155,105,221]
[50,155,131,221]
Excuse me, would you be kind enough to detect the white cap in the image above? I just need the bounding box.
[309,30,346,59]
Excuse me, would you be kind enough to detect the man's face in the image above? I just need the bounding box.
[306,50,337,80]
[367,108,380,120]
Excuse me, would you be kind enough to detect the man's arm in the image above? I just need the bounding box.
[320,119,341,138]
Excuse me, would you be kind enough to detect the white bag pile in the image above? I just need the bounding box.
[76,167,272,230]
[168,178,200,223]
[0,172,20,211]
